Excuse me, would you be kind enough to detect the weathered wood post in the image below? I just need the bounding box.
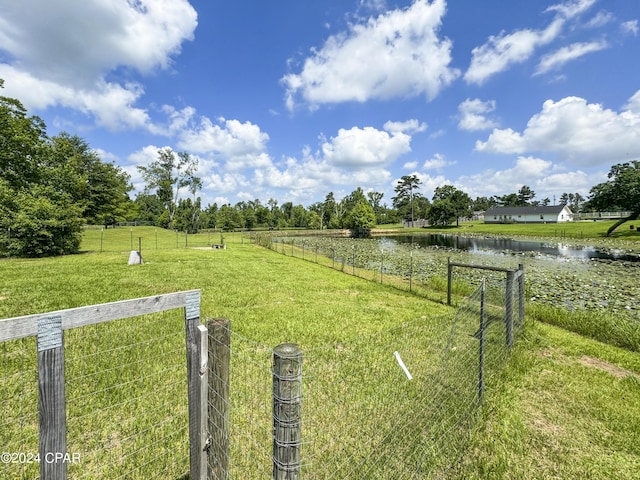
[37,314,67,480]
[505,270,514,348]
[272,343,302,480]
[185,290,208,480]
[208,318,230,480]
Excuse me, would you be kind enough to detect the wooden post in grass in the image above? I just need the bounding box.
[37,314,67,480]
[185,291,208,480]
[272,343,302,480]
[208,318,230,480]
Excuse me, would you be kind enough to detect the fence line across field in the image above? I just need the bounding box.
[1,264,524,478]
[205,276,523,478]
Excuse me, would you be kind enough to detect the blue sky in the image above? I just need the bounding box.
[1,0,638,208]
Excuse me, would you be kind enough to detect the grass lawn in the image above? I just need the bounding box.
[460,322,640,480]
[398,219,640,243]
[1,226,639,478]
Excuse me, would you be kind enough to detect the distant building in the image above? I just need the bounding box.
[402,219,429,228]
[484,205,573,224]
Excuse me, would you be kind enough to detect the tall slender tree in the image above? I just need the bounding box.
[392,175,422,223]
[137,148,200,230]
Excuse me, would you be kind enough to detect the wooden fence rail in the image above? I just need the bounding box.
[0,290,207,480]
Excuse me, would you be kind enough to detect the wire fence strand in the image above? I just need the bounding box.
[65,309,190,479]
[206,273,523,478]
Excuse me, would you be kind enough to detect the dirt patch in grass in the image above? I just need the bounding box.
[578,355,639,378]
[537,349,638,379]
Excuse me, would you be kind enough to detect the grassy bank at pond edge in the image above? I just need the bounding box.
[393,218,640,246]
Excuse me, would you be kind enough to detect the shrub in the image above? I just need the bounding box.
[0,183,83,257]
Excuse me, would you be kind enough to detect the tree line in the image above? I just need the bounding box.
[2,79,638,256]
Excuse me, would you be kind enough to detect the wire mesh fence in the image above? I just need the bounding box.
[65,310,189,479]
[206,275,523,478]
[0,291,199,480]
[208,322,274,479]
[0,336,39,479]
[255,234,472,298]
[80,226,242,253]
[1,244,524,479]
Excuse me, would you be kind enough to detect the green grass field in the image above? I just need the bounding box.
[400,218,640,243]
[0,226,639,478]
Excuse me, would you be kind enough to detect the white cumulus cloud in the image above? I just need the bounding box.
[457,98,498,131]
[282,0,459,110]
[321,126,412,168]
[0,0,197,131]
[178,117,272,171]
[475,94,640,166]
[423,153,455,170]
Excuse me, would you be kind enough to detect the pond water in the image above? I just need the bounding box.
[377,234,640,262]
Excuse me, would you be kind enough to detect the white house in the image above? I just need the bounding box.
[484,205,573,224]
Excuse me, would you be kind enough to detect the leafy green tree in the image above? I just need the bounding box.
[366,191,385,224]
[431,185,472,227]
[137,148,200,230]
[217,204,243,231]
[134,193,164,225]
[427,198,456,226]
[345,201,376,238]
[517,185,536,206]
[307,210,321,230]
[392,175,422,222]
[46,133,134,225]
[280,201,294,226]
[175,197,202,233]
[585,161,640,236]
[472,196,497,211]
[0,79,47,189]
[0,181,83,257]
[323,192,345,229]
[291,204,309,227]
[201,203,219,229]
[308,202,325,229]
[0,80,86,256]
[495,192,519,207]
[559,192,584,212]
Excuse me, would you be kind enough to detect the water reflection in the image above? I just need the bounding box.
[377,234,639,262]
